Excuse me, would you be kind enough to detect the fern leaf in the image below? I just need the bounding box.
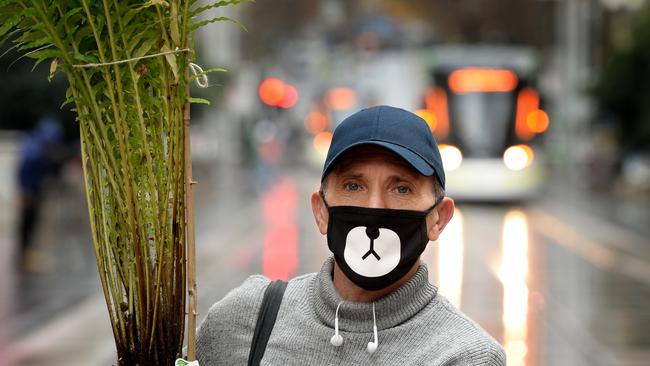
[190,16,247,32]
[188,97,210,104]
[189,0,244,18]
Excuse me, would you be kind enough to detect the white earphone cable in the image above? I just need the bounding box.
[330,301,344,347]
[367,302,379,354]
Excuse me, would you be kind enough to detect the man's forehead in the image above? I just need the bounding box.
[330,145,420,178]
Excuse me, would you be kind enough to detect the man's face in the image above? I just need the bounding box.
[312,145,454,243]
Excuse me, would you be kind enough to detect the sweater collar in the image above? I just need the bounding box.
[311,256,438,332]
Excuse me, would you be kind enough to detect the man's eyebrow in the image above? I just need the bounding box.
[387,173,418,182]
[387,163,421,179]
[337,172,365,180]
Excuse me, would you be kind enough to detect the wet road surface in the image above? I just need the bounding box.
[0,163,648,366]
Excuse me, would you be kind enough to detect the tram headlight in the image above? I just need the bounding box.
[440,144,463,171]
[503,144,534,171]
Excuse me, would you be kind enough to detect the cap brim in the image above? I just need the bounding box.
[322,140,434,181]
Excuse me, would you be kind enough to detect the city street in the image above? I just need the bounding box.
[0,162,648,366]
[1,2,649,366]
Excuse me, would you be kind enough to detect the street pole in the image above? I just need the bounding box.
[554,0,592,184]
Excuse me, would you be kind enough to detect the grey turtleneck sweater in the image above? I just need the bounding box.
[196,257,505,365]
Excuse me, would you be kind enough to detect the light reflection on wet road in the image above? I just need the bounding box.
[1,165,649,365]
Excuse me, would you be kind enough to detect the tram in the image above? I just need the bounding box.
[417,46,549,201]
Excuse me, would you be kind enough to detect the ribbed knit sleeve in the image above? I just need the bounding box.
[444,337,506,366]
[196,274,270,366]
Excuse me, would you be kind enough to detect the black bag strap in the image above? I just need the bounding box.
[247,280,287,366]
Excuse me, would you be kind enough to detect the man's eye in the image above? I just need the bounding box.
[345,183,360,191]
[396,185,411,194]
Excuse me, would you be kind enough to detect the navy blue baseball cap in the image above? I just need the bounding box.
[321,105,446,189]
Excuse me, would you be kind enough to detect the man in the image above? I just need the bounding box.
[197,105,505,365]
[16,117,65,271]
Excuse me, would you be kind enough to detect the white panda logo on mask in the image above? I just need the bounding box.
[343,226,401,278]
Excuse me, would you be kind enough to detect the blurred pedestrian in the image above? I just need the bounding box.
[15,117,64,272]
[197,106,505,365]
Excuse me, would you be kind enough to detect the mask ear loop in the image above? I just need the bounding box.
[424,195,445,214]
[319,190,330,209]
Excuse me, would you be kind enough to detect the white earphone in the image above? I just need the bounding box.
[330,301,379,354]
[330,302,344,347]
[366,303,378,354]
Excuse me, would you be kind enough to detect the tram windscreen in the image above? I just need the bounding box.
[448,92,514,157]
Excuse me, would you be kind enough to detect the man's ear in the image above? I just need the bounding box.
[311,191,329,235]
[426,197,455,241]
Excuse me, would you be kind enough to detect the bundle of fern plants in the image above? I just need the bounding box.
[0,0,240,364]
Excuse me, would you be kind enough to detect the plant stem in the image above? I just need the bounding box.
[183,68,197,361]
[79,0,147,346]
[80,125,123,347]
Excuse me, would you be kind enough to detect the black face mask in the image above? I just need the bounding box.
[321,192,440,291]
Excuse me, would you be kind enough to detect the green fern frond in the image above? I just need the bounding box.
[0,1,245,364]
